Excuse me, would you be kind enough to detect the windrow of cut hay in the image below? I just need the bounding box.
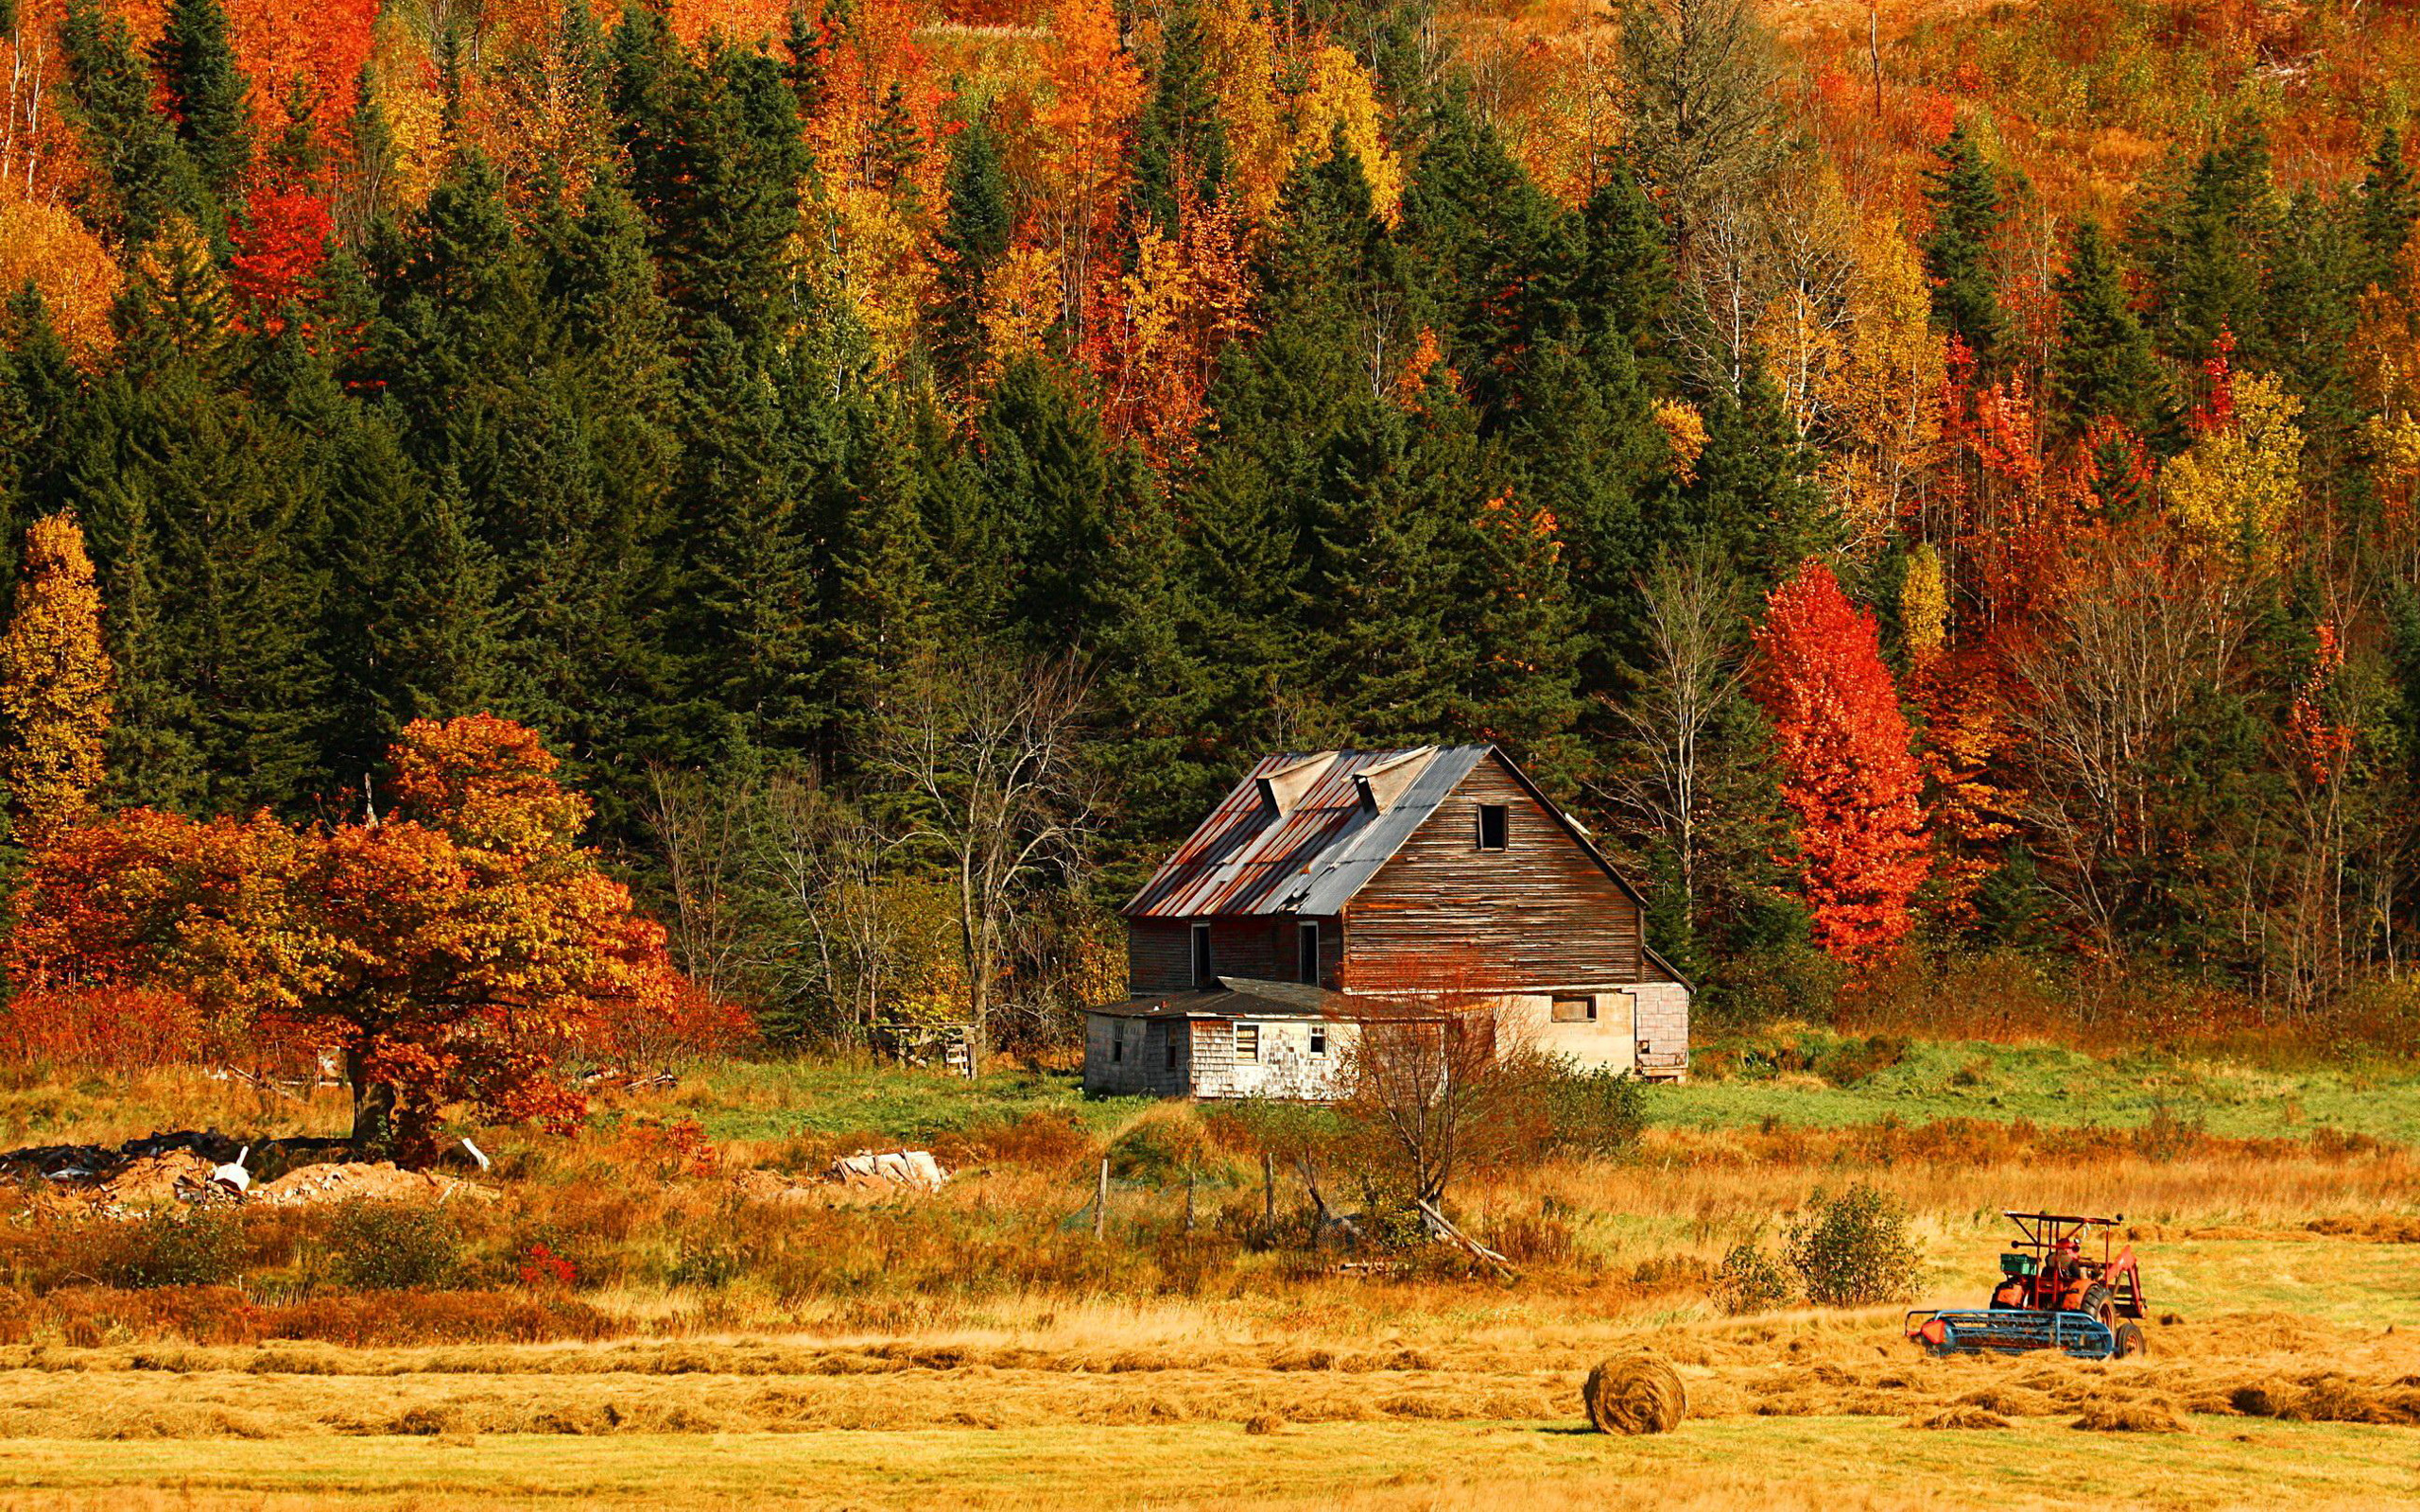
[0,1310,2408,1440]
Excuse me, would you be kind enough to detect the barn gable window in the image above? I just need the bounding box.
[1477,803,1509,851]
[1191,922,1213,986]
[1236,1024,1260,1062]
[1297,921,1320,984]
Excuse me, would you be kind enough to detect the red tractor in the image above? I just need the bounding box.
[1907,1211,2149,1360]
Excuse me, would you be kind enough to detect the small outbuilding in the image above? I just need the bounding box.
[1084,746,1689,1100]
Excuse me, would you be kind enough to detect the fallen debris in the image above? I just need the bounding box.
[575,1067,679,1092]
[250,1161,498,1207]
[730,1149,951,1204]
[824,1149,948,1192]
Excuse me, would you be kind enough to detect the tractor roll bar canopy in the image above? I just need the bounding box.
[2003,1211,2127,1260]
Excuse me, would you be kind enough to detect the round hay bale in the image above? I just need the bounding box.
[1243,1413,1284,1436]
[1582,1353,1686,1435]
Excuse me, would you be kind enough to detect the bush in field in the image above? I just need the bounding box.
[1536,1063,1650,1156]
[95,1205,245,1289]
[1716,1238,1794,1314]
[1784,1184,1918,1306]
[327,1203,464,1291]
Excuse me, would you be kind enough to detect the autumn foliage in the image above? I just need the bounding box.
[1750,560,1930,968]
[0,514,115,849]
[3,717,729,1161]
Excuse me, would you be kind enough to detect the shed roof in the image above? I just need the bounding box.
[1123,747,1490,919]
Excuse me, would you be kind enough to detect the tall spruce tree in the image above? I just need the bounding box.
[934,118,1013,389]
[1131,0,1228,238]
[61,0,210,247]
[1919,122,2009,365]
[151,0,252,203]
[2049,216,2170,440]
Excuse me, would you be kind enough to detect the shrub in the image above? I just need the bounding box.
[1784,1184,1918,1307]
[326,1203,464,1291]
[1536,1063,1650,1156]
[94,1205,246,1289]
[1716,1239,1794,1314]
[666,1238,747,1290]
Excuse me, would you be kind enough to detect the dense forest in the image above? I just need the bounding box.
[4,0,2420,1054]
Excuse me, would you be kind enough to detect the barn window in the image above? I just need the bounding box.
[1298,921,1320,984]
[1478,803,1509,850]
[1191,922,1213,986]
[1551,997,1596,1023]
[1310,1025,1327,1057]
[1165,1028,1179,1070]
[1111,1022,1125,1062]
[1236,1024,1260,1062]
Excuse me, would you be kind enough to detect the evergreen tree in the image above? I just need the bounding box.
[1397,91,1570,422]
[1572,161,1678,387]
[2134,127,2280,367]
[61,0,210,246]
[1131,0,1228,238]
[935,117,1011,387]
[2356,128,2417,293]
[2049,216,2170,440]
[151,0,252,203]
[1919,123,2009,365]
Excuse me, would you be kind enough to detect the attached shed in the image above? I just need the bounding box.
[1086,745,1692,1099]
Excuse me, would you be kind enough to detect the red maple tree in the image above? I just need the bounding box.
[228,183,332,331]
[4,716,742,1161]
[1750,559,1932,967]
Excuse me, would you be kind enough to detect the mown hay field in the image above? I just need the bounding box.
[2,1040,2416,1507]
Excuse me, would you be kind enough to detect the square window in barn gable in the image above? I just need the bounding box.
[1236,1024,1260,1063]
[1478,803,1509,851]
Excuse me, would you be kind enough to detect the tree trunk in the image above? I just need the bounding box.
[347,1047,396,1157]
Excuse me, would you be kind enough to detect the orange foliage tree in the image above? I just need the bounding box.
[1749,559,1931,967]
[4,716,730,1160]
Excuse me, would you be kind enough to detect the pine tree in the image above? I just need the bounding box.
[935,117,1012,388]
[2049,216,2170,439]
[1572,161,1678,387]
[1919,123,2009,366]
[2134,127,2279,367]
[978,355,1122,650]
[2357,128,2417,294]
[0,513,114,847]
[151,0,253,204]
[61,0,210,246]
[1397,91,1570,422]
[1132,0,1228,238]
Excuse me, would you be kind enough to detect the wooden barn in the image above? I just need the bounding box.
[1084,746,1689,1100]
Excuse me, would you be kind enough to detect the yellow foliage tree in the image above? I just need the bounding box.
[1201,0,1288,231]
[1900,541,1947,663]
[0,198,121,358]
[0,514,114,849]
[2163,369,2306,568]
[1295,45,1400,226]
[1817,218,1945,554]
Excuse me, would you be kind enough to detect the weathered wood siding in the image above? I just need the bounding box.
[1126,915,1342,993]
[1340,756,1646,989]
[1188,1018,1353,1100]
[1082,1013,1191,1096]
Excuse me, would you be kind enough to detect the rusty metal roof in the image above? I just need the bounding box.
[1123,747,1491,919]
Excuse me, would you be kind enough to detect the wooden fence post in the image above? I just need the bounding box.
[1093,1157,1109,1240]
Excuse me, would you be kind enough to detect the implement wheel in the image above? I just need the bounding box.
[2113,1321,2146,1359]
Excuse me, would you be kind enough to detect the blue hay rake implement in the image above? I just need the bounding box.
[1904,1211,2150,1361]
[1904,1307,2119,1360]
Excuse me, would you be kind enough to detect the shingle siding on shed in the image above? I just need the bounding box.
[1340,756,1646,990]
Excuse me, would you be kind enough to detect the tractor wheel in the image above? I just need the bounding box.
[2113,1322,2146,1359]
[2080,1282,2114,1318]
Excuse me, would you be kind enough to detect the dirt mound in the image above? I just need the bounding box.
[730,1151,950,1205]
[2072,1400,2190,1433]
[1581,1353,1685,1435]
[1908,1405,2014,1429]
[95,1152,229,1210]
[250,1162,496,1207]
